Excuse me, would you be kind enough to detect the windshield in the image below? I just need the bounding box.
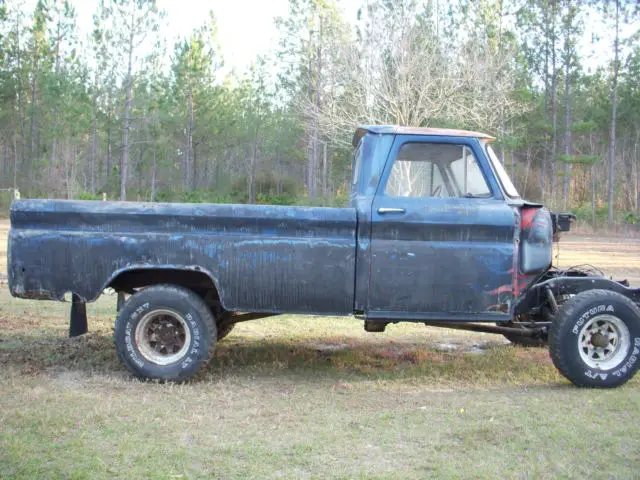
[486,144,520,198]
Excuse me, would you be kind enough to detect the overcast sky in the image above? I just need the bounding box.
[20,0,624,75]
[64,0,361,73]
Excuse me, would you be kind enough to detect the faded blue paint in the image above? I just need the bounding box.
[9,200,358,315]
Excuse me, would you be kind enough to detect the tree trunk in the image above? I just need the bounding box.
[276,151,282,195]
[91,93,97,195]
[608,0,619,225]
[151,146,156,202]
[591,163,596,227]
[307,26,315,201]
[49,18,62,186]
[13,135,18,190]
[510,149,515,182]
[121,74,132,200]
[249,139,258,204]
[49,126,57,179]
[203,149,209,189]
[106,89,112,184]
[624,141,633,210]
[550,1,558,203]
[29,65,37,173]
[635,127,640,213]
[541,16,549,200]
[121,7,136,201]
[563,30,572,210]
[322,141,327,200]
[192,143,198,191]
[64,144,71,199]
[15,14,25,168]
[328,149,333,198]
[185,87,193,191]
[1,142,7,186]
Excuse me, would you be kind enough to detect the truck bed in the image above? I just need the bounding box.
[8,200,357,314]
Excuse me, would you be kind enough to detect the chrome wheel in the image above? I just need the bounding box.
[134,309,191,365]
[578,314,630,370]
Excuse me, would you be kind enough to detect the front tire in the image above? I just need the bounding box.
[549,290,640,388]
[114,285,217,381]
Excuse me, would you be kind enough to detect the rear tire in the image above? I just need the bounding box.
[549,289,640,388]
[114,284,217,381]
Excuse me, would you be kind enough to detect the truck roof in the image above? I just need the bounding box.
[352,125,495,147]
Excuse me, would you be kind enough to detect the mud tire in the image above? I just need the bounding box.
[114,284,217,381]
[549,289,640,388]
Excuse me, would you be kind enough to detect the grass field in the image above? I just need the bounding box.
[1,220,640,479]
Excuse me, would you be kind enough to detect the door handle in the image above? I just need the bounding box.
[377,207,406,214]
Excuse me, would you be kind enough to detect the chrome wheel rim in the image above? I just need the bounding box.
[135,309,191,365]
[578,314,630,370]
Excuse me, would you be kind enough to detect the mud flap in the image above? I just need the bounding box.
[116,292,126,312]
[69,293,88,337]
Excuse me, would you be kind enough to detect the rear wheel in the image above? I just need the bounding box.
[549,289,640,388]
[114,284,217,381]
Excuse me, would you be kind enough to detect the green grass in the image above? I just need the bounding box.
[2,288,640,479]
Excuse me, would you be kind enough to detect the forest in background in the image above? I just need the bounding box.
[0,0,638,226]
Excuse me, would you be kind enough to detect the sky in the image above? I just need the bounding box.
[20,0,626,75]
[65,0,361,73]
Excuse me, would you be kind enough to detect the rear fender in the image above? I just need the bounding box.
[100,264,225,307]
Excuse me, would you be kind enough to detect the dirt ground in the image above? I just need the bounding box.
[556,236,640,287]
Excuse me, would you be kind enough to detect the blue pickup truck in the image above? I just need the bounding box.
[8,126,640,386]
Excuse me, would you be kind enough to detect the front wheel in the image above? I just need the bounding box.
[549,289,640,388]
[114,284,217,381]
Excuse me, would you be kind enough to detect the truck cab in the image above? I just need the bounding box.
[351,126,550,323]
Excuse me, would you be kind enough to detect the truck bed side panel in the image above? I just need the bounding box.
[9,200,357,315]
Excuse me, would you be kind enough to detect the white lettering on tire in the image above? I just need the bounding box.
[611,338,640,377]
[585,370,608,380]
[181,356,193,369]
[124,320,145,368]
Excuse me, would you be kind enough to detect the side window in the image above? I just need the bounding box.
[384,143,490,198]
[449,147,491,197]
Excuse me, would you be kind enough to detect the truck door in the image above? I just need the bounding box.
[367,135,516,320]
